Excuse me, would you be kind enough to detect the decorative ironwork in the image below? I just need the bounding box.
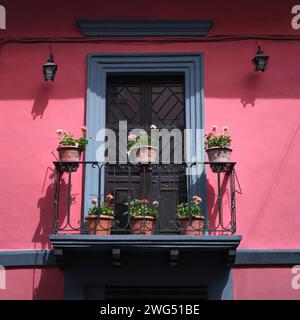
[52,161,238,235]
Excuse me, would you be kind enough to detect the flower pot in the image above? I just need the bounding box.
[206,147,232,162]
[85,215,114,235]
[57,146,82,162]
[178,216,204,236]
[130,215,156,235]
[128,146,158,164]
[206,147,232,173]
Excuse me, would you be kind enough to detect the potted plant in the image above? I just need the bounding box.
[176,195,204,236]
[205,125,232,162]
[205,125,232,172]
[125,199,159,235]
[85,194,115,235]
[127,125,158,163]
[56,126,89,162]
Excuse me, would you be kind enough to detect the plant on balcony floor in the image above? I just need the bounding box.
[176,195,204,236]
[125,199,159,235]
[127,125,158,164]
[56,126,89,162]
[205,125,232,172]
[85,194,115,235]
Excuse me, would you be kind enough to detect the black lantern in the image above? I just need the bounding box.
[43,54,57,81]
[252,46,269,72]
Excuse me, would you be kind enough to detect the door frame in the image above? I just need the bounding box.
[84,53,207,220]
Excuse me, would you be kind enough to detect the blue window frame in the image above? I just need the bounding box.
[84,53,207,219]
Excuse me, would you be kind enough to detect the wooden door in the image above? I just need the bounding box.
[106,74,186,233]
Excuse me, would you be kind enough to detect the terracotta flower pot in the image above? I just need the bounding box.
[206,147,232,163]
[85,215,114,235]
[57,146,82,162]
[128,146,158,164]
[178,216,204,236]
[206,147,232,173]
[130,215,156,235]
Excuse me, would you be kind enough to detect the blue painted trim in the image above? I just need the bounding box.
[1,248,300,268]
[235,249,300,266]
[49,234,242,250]
[85,53,207,218]
[221,270,233,300]
[76,20,213,37]
[0,250,57,267]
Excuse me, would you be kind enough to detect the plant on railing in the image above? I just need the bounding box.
[88,194,115,216]
[125,199,159,218]
[56,126,89,150]
[85,195,115,235]
[127,125,157,150]
[125,199,159,235]
[176,196,204,218]
[56,126,90,162]
[205,125,233,170]
[176,195,204,236]
[205,125,231,149]
[127,125,158,163]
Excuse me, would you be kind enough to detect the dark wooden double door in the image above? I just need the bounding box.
[106,75,187,232]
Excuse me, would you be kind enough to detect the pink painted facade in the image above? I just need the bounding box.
[0,267,64,300]
[0,0,300,299]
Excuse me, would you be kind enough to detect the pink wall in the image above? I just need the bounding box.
[1,0,299,249]
[0,267,64,300]
[233,267,300,300]
[0,0,300,299]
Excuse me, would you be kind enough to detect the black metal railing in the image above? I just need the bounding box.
[52,161,239,235]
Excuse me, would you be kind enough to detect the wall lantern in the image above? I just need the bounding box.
[43,54,58,81]
[252,45,269,72]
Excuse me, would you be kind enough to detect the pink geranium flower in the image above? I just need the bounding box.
[106,194,114,200]
[193,195,202,205]
[141,198,149,204]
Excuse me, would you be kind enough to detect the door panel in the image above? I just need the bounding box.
[106,75,186,233]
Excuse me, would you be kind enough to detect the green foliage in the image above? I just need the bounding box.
[176,202,204,218]
[77,137,89,151]
[176,196,204,218]
[88,204,114,216]
[128,131,157,152]
[205,126,232,149]
[88,195,114,216]
[124,199,159,218]
[56,127,90,151]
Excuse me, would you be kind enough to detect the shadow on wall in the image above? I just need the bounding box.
[32,267,64,300]
[240,73,261,108]
[31,83,52,119]
[207,173,234,234]
[32,169,68,249]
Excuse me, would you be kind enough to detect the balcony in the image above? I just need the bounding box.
[51,161,239,236]
[49,161,241,298]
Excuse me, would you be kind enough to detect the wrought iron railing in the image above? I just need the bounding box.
[52,161,239,235]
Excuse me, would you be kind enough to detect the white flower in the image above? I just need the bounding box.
[128,134,137,141]
[150,125,157,130]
